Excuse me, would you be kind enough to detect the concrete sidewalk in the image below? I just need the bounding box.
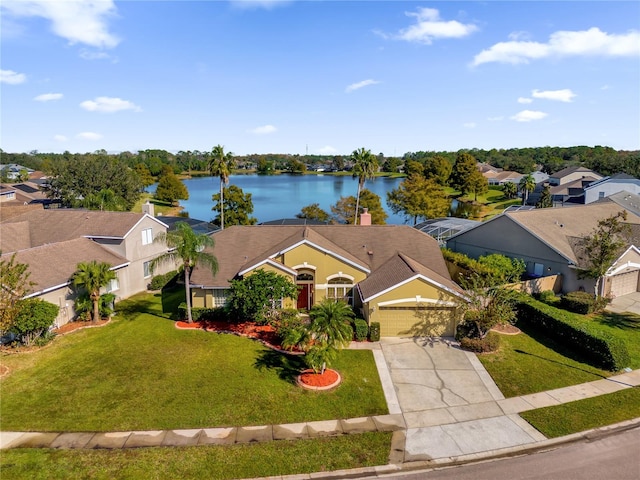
[2,338,639,459]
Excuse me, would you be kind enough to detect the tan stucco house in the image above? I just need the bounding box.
[190,224,467,337]
[0,209,173,326]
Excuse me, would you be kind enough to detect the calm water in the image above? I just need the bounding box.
[172,174,408,224]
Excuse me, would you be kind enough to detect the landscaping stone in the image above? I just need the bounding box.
[273,422,309,440]
[124,430,167,448]
[162,429,202,447]
[306,420,342,437]
[85,432,131,449]
[50,432,95,449]
[235,425,273,443]
[199,428,236,445]
[340,417,377,434]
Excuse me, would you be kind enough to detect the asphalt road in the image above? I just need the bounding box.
[381,426,640,480]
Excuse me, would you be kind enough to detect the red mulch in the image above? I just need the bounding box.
[53,319,110,335]
[299,369,339,388]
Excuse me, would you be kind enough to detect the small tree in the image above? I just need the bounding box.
[212,185,257,226]
[296,203,330,223]
[208,144,236,230]
[477,254,526,285]
[72,261,116,323]
[350,147,378,224]
[227,270,299,324]
[578,210,631,297]
[502,182,518,199]
[155,166,189,206]
[331,190,387,224]
[0,252,33,334]
[387,174,450,225]
[518,174,536,205]
[536,185,553,208]
[11,298,59,346]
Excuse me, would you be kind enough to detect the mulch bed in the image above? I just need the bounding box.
[491,324,522,335]
[53,319,110,336]
[297,369,342,390]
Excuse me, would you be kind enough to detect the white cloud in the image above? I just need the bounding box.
[54,134,68,142]
[386,7,478,44]
[472,27,640,66]
[463,122,477,128]
[345,79,380,93]
[517,97,533,104]
[317,145,337,154]
[80,96,141,113]
[249,124,277,135]
[0,69,26,84]
[1,0,119,48]
[532,88,577,102]
[77,131,103,140]
[34,93,63,102]
[511,110,548,122]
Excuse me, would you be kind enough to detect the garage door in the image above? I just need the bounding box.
[377,307,458,337]
[610,270,640,297]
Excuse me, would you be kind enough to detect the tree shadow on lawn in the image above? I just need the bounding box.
[516,322,611,376]
[596,312,640,330]
[254,349,306,385]
[116,297,162,321]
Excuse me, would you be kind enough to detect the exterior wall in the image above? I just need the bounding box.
[584,180,640,204]
[505,275,563,294]
[550,171,602,186]
[38,285,78,328]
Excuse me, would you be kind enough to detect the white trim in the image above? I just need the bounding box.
[326,272,355,282]
[238,258,298,277]
[24,282,71,298]
[271,239,370,273]
[377,297,459,307]
[606,246,640,276]
[122,213,169,240]
[362,274,466,303]
[292,263,317,271]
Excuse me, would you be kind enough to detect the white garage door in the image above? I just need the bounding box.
[377,307,458,337]
[610,270,640,297]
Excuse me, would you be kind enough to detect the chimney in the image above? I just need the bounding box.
[360,208,371,226]
[142,201,154,217]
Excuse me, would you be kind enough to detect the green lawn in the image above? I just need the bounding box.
[0,292,387,432]
[520,387,640,438]
[0,432,392,480]
[586,310,640,369]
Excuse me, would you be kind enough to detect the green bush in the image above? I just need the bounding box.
[517,297,630,371]
[11,299,59,346]
[459,332,500,353]
[149,270,178,290]
[177,303,227,322]
[535,290,559,305]
[369,322,381,342]
[353,318,369,342]
[561,291,597,314]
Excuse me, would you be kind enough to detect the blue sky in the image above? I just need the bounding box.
[2,1,639,156]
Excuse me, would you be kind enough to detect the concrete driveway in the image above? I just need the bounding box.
[378,337,545,462]
[607,292,640,315]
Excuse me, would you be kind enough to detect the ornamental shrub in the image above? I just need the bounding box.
[369,322,381,342]
[11,298,59,346]
[353,318,369,342]
[561,291,596,314]
[178,303,227,322]
[459,332,500,353]
[535,290,559,305]
[150,270,178,290]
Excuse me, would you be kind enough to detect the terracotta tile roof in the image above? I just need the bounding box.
[0,209,163,249]
[190,225,454,291]
[1,238,128,296]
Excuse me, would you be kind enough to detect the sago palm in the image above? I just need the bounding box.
[209,144,236,230]
[72,261,116,323]
[350,147,378,224]
[305,299,354,373]
[151,222,218,323]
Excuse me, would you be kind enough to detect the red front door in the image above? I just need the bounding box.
[297,284,310,309]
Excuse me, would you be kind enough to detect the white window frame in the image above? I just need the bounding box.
[143,261,151,278]
[106,277,120,293]
[142,228,153,245]
[327,277,354,305]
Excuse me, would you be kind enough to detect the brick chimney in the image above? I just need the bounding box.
[360,208,371,226]
[142,201,155,217]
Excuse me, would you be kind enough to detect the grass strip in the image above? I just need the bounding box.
[0,432,392,480]
[521,387,640,438]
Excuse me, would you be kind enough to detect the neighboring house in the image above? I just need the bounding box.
[477,163,523,185]
[0,182,49,206]
[548,166,602,186]
[0,185,17,203]
[0,209,173,327]
[0,164,34,181]
[549,176,600,205]
[190,223,467,337]
[446,199,640,296]
[583,173,640,204]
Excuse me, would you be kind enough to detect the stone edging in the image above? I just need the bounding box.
[296,369,342,391]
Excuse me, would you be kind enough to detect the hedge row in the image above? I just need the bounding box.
[149,270,178,290]
[516,297,630,371]
[177,303,227,322]
[353,318,369,342]
[560,291,610,315]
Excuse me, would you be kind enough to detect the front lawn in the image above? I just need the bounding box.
[588,310,640,369]
[0,292,387,432]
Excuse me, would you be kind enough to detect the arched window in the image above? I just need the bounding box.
[327,277,354,304]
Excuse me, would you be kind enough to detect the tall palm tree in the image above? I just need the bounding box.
[502,181,518,199]
[305,299,354,373]
[350,147,378,224]
[150,222,218,323]
[518,174,536,205]
[72,261,116,323]
[208,145,236,230]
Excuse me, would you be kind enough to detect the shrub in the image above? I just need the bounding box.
[536,290,559,305]
[561,291,597,314]
[459,332,500,353]
[369,322,381,342]
[353,318,369,342]
[75,293,115,321]
[149,270,178,290]
[11,299,59,346]
[178,303,227,322]
[517,297,630,371]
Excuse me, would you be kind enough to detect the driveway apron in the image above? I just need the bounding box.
[379,337,545,462]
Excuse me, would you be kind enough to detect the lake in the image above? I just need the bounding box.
[173,174,409,225]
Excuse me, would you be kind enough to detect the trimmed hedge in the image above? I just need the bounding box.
[353,318,369,342]
[560,291,597,314]
[369,322,381,342]
[459,332,500,353]
[150,270,178,290]
[516,297,630,371]
[177,302,227,322]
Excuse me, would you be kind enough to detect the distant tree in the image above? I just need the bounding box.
[536,185,553,208]
[382,157,402,173]
[331,156,345,171]
[257,158,274,174]
[0,253,33,334]
[387,174,450,225]
[477,254,526,285]
[404,160,424,177]
[296,203,330,223]
[350,148,379,224]
[518,174,536,205]
[450,152,479,196]
[331,190,387,225]
[212,184,257,226]
[81,188,127,211]
[502,182,518,199]
[208,145,236,230]
[468,170,489,201]
[151,222,218,323]
[423,156,452,185]
[72,261,116,323]
[578,211,631,297]
[134,163,155,191]
[155,166,188,206]
[286,158,307,174]
[17,169,30,182]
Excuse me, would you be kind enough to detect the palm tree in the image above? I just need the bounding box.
[72,261,116,323]
[518,174,536,205]
[150,222,218,323]
[305,299,354,373]
[502,181,518,199]
[350,147,378,224]
[208,145,236,230]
